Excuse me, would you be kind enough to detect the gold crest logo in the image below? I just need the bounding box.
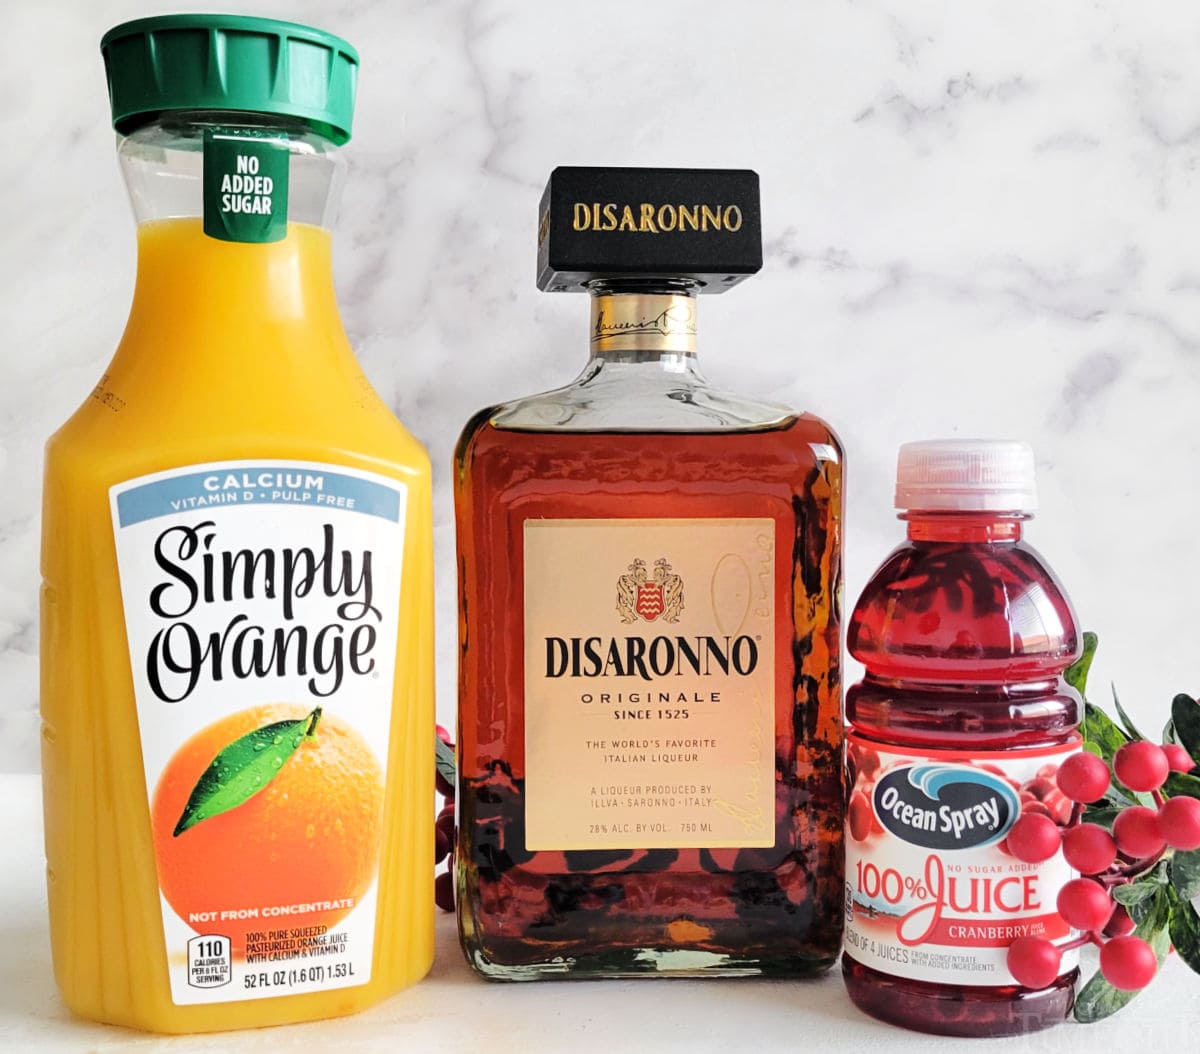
[616,557,684,624]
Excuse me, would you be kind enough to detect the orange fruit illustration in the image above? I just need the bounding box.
[151,704,385,957]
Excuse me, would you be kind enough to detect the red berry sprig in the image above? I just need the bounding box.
[998,633,1200,1022]
[434,725,456,913]
[1006,742,1185,995]
[1002,634,1200,1022]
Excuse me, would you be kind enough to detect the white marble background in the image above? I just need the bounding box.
[2,0,1199,772]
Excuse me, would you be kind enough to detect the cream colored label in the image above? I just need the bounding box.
[524,518,776,850]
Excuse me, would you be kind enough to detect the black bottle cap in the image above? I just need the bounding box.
[537,167,762,293]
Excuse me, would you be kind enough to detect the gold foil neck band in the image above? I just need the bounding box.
[590,293,697,354]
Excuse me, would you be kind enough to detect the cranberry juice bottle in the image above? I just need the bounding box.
[842,440,1083,1036]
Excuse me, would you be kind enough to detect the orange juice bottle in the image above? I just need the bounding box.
[40,15,434,1032]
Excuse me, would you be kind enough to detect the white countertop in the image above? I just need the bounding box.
[0,775,1194,1052]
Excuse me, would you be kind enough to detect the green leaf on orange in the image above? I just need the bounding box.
[173,707,321,836]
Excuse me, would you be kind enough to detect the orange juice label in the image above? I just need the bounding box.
[523,518,776,850]
[844,736,1081,986]
[109,460,406,1004]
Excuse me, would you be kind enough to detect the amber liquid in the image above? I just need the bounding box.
[453,414,844,977]
[843,515,1081,1035]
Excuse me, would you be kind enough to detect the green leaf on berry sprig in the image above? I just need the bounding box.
[1170,694,1200,765]
[1165,771,1200,801]
[1065,632,1099,696]
[1050,636,1200,1020]
[1082,701,1128,766]
[1074,888,1172,1023]
[1163,717,1185,751]
[1074,970,1132,1022]
[1080,704,1156,809]
[1111,686,1147,743]
[1112,881,1156,908]
[1080,806,1121,832]
[1170,848,1200,900]
[1126,862,1170,922]
[435,735,456,786]
[1167,886,1200,975]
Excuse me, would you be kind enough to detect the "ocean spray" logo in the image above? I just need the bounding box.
[873,765,1020,850]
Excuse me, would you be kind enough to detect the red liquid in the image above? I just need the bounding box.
[843,512,1082,1036]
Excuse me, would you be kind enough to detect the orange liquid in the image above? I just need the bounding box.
[454,414,845,975]
[40,219,434,1032]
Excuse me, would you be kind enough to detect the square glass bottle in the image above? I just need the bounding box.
[454,168,845,978]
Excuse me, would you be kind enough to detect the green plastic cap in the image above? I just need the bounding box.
[100,14,359,144]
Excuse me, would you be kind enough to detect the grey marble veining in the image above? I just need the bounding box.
[3,0,1200,771]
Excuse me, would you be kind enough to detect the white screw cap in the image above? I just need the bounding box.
[894,439,1038,513]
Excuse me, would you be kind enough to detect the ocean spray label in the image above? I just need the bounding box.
[844,736,1081,987]
[110,461,406,1005]
[523,518,777,851]
[203,130,290,244]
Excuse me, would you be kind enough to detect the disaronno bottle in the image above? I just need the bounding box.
[453,167,845,978]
